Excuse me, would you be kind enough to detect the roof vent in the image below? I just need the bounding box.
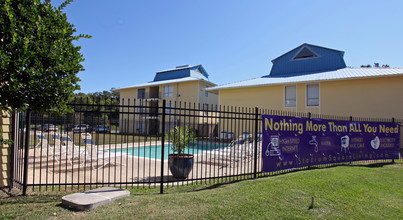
[176,65,190,69]
[292,46,319,60]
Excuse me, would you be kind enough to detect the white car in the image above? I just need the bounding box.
[72,124,92,133]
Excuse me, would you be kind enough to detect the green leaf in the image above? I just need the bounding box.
[0,0,92,114]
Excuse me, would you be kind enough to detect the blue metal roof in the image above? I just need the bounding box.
[153,64,209,82]
[116,77,216,91]
[269,43,346,76]
[115,64,214,90]
[207,68,403,91]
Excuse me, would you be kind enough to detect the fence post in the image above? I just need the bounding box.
[392,117,395,163]
[160,100,166,194]
[349,116,353,165]
[9,113,16,191]
[308,112,311,169]
[253,107,259,179]
[22,110,31,196]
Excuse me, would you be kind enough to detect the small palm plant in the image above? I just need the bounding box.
[166,126,196,155]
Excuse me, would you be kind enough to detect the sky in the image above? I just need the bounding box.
[53,0,403,93]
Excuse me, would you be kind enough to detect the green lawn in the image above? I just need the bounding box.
[1,163,402,219]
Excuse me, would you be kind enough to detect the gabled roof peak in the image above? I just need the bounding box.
[269,43,347,76]
[153,64,209,82]
[157,64,199,74]
[176,65,190,68]
[271,43,345,63]
[291,45,320,61]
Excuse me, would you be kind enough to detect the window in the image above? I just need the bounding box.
[137,88,145,99]
[203,103,209,116]
[165,102,172,114]
[307,84,319,106]
[136,121,144,134]
[285,85,296,107]
[163,85,173,97]
[205,85,209,97]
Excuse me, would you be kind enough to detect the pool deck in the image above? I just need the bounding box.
[25,142,259,188]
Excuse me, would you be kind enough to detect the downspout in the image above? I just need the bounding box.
[176,83,179,103]
[197,81,200,104]
[218,89,220,106]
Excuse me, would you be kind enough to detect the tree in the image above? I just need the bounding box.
[71,89,120,125]
[0,0,91,114]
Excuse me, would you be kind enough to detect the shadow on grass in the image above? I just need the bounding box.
[0,192,61,205]
[190,161,401,193]
[342,161,396,168]
[55,202,82,212]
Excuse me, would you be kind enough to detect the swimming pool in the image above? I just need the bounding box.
[113,142,229,160]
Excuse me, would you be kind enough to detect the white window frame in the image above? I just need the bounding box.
[306,84,320,107]
[163,85,173,98]
[205,85,209,97]
[284,85,297,108]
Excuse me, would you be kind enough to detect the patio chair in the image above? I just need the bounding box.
[50,133,71,164]
[227,131,234,140]
[257,132,263,142]
[34,132,53,159]
[61,133,87,155]
[35,132,49,149]
[218,131,227,140]
[224,141,253,160]
[81,133,126,170]
[231,131,251,145]
[201,141,253,168]
[240,131,252,143]
[52,133,87,166]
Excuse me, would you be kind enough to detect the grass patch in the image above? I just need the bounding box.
[1,163,402,219]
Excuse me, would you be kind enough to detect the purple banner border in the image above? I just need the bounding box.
[262,115,400,172]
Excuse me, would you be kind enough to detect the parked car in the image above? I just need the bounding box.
[65,124,77,132]
[37,124,58,132]
[93,125,111,133]
[72,124,92,133]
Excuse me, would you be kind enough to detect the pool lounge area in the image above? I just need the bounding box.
[113,142,230,160]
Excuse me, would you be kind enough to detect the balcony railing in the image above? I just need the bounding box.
[138,92,161,100]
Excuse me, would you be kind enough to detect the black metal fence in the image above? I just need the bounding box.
[9,98,403,194]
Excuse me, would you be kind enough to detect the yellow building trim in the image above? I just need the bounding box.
[1,109,11,187]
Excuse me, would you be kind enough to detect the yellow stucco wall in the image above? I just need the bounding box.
[1,110,11,187]
[176,81,199,103]
[198,81,219,107]
[218,75,403,119]
[321,76,403,118]
[118,80,218,134]
[219,85,284,109]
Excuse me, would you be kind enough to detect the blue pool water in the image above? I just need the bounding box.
[113,142,228,160]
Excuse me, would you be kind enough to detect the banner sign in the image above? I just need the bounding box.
[262,115,400,172]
